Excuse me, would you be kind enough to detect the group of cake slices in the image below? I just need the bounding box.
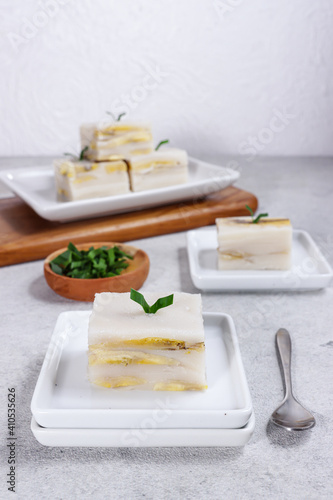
[54,117,292,391]
[87,215,292,391]
[54,120,188,201]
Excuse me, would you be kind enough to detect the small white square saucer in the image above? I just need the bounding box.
[187,227,332,291]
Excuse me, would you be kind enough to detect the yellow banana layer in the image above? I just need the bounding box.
[93,376,146,388]
[153,382,208,391]
[91,377,207,390]
[129,160,176,171]
[104,162,128,173]
[219,217,291,227]
[73,175,96,184]
[219,250,289,261]
[130,148,153,155]
[57,188,69,197]
[91,131,152,149]
[89,338,205,351]
[94,124,150,137]
[59,162,98,177]
[57,160,127,178]
[88,350,180,367]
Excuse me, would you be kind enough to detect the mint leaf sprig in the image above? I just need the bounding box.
[49,242,133,279]
[64,146,89,162]
[155,139,169,151]
[245,205,269,224]
[130,289,173,314]
[106,111,126,122]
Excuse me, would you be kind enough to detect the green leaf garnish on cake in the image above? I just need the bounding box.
[155,139,169,151]
[130,288,174,314]
[63,146,88,162]
[245,204,269,223]
[106,111,126,122]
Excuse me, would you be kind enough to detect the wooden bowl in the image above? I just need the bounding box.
[44,242,150,301]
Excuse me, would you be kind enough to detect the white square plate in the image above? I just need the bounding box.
[187,227,333,291]
[31,413,255,448]
[31,311,252,430]
[0,158,239,222]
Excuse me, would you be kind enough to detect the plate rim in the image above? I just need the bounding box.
[30,413,255,447]
[0,157,240,221]
[30,310,253,429]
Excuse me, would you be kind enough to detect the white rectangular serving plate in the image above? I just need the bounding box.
[0,158,239,222]
[31,311,252,430]
[187,227,333,291]
[31,413,255,448]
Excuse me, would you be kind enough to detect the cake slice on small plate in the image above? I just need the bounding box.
[216,216,292,270]
[88,291,207,391]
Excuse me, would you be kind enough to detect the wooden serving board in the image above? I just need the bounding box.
[0,186,257,267]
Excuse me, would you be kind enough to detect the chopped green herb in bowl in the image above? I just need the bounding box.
[44,241,150,301]
[49,242,133,279]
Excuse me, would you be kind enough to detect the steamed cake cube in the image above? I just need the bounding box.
[216,216,292,270]
[88,292,207,391]
[54,158,129,201]
[127,148,188,192]
[80,121,153,161]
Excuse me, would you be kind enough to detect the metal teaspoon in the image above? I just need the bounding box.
[270,328,316,431]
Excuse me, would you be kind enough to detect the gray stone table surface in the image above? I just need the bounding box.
[0,156,333,500]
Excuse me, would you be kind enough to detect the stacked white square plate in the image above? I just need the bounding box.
[31,311,254,447]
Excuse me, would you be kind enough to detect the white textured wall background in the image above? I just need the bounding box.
[0,0,332,158]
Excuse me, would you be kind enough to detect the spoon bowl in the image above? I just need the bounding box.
[271,398,316,431]
[270,328,315,432]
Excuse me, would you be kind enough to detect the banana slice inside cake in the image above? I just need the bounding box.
[88,292,207,390]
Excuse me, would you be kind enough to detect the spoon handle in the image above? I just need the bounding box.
[276,328,293,398]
